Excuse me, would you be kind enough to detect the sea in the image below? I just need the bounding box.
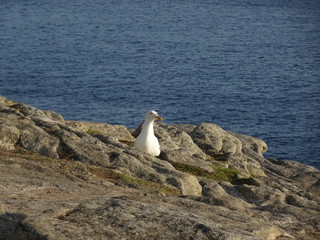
[1,0,319,169]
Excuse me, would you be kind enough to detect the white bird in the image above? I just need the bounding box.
[134,110,163,156]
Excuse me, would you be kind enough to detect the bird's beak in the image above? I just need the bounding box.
[156,116,163,121]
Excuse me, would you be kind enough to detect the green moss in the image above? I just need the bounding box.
[13,107,23,112]
[118,174,146,185]
[13,148,52,162]
[86,129,102,135]
[14,148,30,155]
[172,162,240,182]
[249,172,257,178]
[205,154,214,160]
[212,165,240,182]
[117,174,180,196]
[171,162,207,176]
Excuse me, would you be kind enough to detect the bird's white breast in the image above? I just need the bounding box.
[134,133,160,156]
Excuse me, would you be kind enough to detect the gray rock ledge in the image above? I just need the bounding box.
[0,96,319,240]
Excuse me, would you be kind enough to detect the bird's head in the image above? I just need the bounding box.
[145,110,163,121]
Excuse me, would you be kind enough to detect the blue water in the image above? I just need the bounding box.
[1,0,319,168]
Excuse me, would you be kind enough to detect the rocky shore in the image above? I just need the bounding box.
[0,96,319,239]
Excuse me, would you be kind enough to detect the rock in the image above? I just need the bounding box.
[11,103,48,119]
[18,197,256,240]
[308,179,320,198]
[0,124,20,150]
[187,123,267,177]
[0,95,320,239]
[200,180,252,211]
[57,127,113,164]
[66,120,135,143]
[0,202,4,214]
[230,132,267,157]
[252,226,287,240]
[18,124,60,158]
[0,96,17,106]
[155,123,213,172]
[166,171,202,196]
[105,147,202,196]
[155,123,206,156]
[0,96,201,195]
[43,110,65,122]
[189,123,243,156]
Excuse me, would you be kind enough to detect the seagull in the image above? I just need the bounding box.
[134,110,163,156]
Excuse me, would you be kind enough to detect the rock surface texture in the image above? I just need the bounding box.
[0,96,319,240]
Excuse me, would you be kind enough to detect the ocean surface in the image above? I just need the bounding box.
[1,0,319,168]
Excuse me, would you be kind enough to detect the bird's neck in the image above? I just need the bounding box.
[142,119,155,136]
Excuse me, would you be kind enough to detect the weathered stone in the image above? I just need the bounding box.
[230,132,267,158]
[166,171,202,196]
[0,124,20,150]
[11,103,48,119]
[200,180,252,212]
[57,128,112,164]
[103,146,202,196]
[0,96,17,106]
[308,179,320,198]
[0,95,320,239]
[66,120,135,143]
[189,123,243,156]
[18,198,257,240]
[0,202,4,214]
[18,125,60,158]
[43,110,65,122]
[179,123,267,177]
